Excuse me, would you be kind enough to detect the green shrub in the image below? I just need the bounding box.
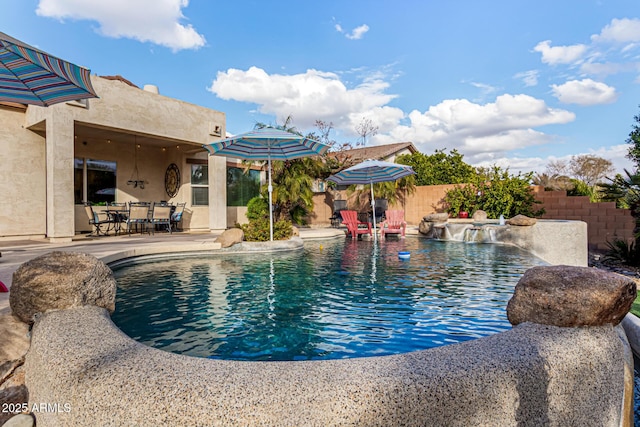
[604,237,640,266]
[246,196,269,221]
[241,217,293,241]
[444,166,545,218]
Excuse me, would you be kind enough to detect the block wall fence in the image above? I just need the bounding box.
[309,184,635,251]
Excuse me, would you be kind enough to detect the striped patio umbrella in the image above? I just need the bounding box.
[327,159,415,240]
[204,127,330,241]
[0,31,98,107]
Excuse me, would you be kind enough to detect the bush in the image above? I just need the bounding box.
[444,166,545,218]
[604,238,640,266]
[241,217,293,241]
[246,196,269,221]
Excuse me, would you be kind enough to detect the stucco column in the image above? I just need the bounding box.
[208,155,227,232]
[45,112,75,242]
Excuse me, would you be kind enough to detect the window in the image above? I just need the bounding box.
[74,158,116,204]
[227,167,261,206]
[191,164,209,205]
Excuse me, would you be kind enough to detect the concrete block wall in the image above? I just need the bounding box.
[309,184,455,227]
[533,186,635,251]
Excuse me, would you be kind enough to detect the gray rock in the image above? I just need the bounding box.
[0,386,29,426]
[2,413,34,427]
[418,220,433,235]
[215,228,244,248]
[506,214,537,226]
[472,210,488,221]
[1,364,25,390]
[507,265,637,327]
[423,213,449,222]
[10,251,116,324]
[0,314,30,364]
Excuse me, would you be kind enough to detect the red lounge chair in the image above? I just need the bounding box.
[341,210,372,239]
[380,209,407,238]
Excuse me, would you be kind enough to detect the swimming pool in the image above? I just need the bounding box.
[111,237,547,361]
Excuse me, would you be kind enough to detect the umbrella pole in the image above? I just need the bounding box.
[268,155,274,242]
[370,182,377,241]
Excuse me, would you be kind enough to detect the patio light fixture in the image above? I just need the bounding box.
[127,136,146,189]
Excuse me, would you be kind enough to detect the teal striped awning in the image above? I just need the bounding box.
[0,31,98,107]
[204,127,330,161]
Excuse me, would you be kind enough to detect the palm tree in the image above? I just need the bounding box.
[600,169,640,264]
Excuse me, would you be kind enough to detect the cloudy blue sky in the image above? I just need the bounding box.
[3,0,640,174]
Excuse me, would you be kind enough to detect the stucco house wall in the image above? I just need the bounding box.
[0,106,47,238]
[0,75,228,240]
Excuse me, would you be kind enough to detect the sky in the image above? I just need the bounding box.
[3,0,640,175]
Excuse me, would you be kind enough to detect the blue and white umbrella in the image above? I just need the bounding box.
[0,31,98,107]
[327,159,415,240]
[204,127,330,241]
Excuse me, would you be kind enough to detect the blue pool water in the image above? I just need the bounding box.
[111,237,547,361]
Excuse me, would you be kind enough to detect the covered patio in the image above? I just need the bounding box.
[0,75,228,242]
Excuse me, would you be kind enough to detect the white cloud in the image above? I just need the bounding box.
[209,67,576,162]
[334,22,370,40]
[591,18,640,43]
[36,0,205,51]
[346,24,370,40]
[551,79,618,105]
[533,40,587,65]
[208,66,399,132]
[377,94,574,157]
[514,70,539,87]
[474,144,635,176]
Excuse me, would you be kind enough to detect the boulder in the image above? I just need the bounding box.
[506,214,537,226]
[10,252,116,324]
[0,385,29,426]
[0,314,30,363]
[292,226,300,237]
[418,221,433,236]
[507,265,637,327]
[423,213,449,222]
[215,228,244,248]
[472,210,487,221]
[1,412,34,427]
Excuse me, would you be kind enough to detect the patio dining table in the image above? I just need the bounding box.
[105,208,129,235]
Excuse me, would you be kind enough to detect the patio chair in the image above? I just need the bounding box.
[380,209,407,238]
[84,203,113,236]
[127,204,151,235]
[329,200,347,228]
[374,199,388,224]
[341,210,372,239]
[171,202,186,231]
[150,204,172,234]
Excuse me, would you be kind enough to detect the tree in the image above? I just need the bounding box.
[599,107,640,265]
[568,154,614,186]
[626,105,640,167]
[396,149,475,186]
[355,117,378,147]
[600,170,640,265]
[532,173,573,191]
[444,166,544,218]
[545,159,569,176]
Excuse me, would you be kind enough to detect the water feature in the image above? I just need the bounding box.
[111,237,547,361]
[436,222,503,243]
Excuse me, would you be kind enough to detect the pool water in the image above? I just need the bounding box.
[111,237,547,361]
